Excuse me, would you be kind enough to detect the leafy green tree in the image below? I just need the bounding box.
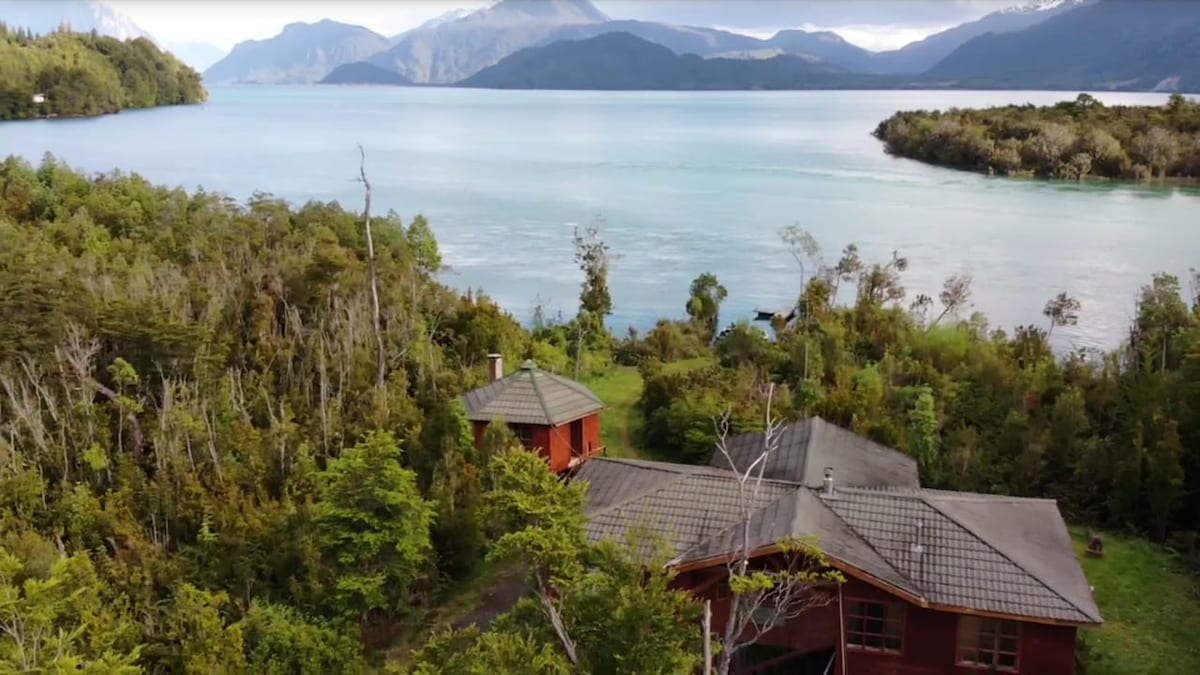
[240,601,363,674]
[414,447,702,674]
[686,272,729,342]
[314,431,435,623]
[0,550,142,673]
[162,583,246,674]
[573,221,615,321]
[1043,292,1082,337]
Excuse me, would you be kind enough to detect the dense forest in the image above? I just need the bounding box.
[0,154,1197,671]
[0,24,206,120]
[875,94,1200,181]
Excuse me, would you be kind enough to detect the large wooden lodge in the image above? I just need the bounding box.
[463,365,1099,674]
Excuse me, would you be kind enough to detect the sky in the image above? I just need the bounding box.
[109,0,1021,53]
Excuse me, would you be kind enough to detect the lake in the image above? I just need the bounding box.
[2,86,1197,349]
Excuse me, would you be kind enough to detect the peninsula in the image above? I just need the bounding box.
[0,24,206,121]
[875,94,1200,181]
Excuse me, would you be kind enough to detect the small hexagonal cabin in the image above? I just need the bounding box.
[462,356,605,473]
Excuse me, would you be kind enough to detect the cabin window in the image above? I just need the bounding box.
[956,616,1020,671]
[509,424,535,448]
[845,600,904,653]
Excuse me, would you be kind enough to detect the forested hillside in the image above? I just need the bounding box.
[0,155,1197,671]
[0,24,205,120]
[875,94,1200,180]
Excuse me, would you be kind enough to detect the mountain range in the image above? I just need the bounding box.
[205,0,1177,91]
[4,0,1196,92]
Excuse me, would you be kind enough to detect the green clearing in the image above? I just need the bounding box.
[586,356,715,460]
[586,366,646,459]
[1074,529,1200,674]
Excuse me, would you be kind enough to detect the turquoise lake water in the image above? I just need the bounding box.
[2,86,1197,348]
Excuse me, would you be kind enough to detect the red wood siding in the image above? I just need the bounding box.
[676,571,1080,675]
[472,413,602,473]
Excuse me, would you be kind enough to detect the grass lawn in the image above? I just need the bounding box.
[587,366,645,459]
[1073,528,1200,674]
[586,356,715,460]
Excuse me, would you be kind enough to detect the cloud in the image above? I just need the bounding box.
[801,23,956,51]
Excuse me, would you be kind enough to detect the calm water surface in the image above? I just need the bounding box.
[2,86,1197,349]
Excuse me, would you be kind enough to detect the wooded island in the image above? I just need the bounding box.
[875,94,1200,181]
[0,24,206,121]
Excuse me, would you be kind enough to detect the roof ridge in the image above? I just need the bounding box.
[812,488,923,598]
[842,486,1057,503]
[799,417,818,482]
[526,368,553,423]
[920,494,1096,622]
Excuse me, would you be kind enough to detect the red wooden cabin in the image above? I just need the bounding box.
[463,355,604,473]
[577,417,1101,674]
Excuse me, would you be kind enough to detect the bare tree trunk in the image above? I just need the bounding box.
[536,570,578,669]
[703,599,713,675]
[357,145,386,391]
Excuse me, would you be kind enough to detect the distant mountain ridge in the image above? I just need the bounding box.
[204,19,389,84]
[459,32,891,90]
[320,61,412,85]
[869,0,1090,74]
[926,0,1200,91]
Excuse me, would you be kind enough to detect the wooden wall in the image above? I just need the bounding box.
[677,570,1081,675]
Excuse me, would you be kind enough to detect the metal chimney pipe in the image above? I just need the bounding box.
[487,353,503,382]
[823,466,835,497]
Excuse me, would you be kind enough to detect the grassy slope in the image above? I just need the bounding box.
[1073,528,1200,674]
[586,366,645,459]
[586,356,715,460]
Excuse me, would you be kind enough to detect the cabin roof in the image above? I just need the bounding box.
[462,359,604,426]
[707,417,920,489]
[576,424,1101,626]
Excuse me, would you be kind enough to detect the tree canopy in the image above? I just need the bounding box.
[0,24,206,120]
[875,94,1200,181]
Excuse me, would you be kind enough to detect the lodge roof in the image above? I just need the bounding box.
[708,416,920,489]
[576,422,1102,626]
[462,359,604,426]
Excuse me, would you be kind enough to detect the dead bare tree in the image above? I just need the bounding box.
[708,385,844,675]
[355,144,386,391]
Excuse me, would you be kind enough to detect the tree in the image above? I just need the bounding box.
[0,550,142,673]
[240,601,363,674]
[573,221,615,321]
[686,273,728,343]
[1043,292,1081,338]
[415,447,702,674]
[314,431,435,624]
[710,387,844,675]
[931,273,973,327]
[356,145,386,392]
[1145,418,1185,543]
[779,226,822,379]
[162,584,246,674]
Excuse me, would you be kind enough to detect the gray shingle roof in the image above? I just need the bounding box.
[576,453,1101,625]
[708,417,919,489]
[462,360,604,426]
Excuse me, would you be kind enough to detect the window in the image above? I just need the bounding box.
[509,424,535,449]
[846,600,904,653]
[957,616,1020,671]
